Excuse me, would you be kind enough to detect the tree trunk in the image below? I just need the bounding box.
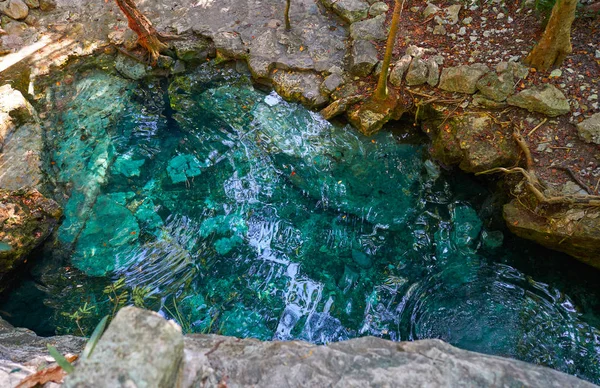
[115,0,168,64]
[525,0,578,71]
[374,0,405,100]
[285,0,291,31]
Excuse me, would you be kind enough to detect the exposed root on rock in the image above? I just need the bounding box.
[476,130,600,207]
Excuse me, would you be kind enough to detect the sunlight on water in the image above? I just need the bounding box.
[4,63,600,384]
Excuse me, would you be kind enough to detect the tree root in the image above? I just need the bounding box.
[476,130,600,207]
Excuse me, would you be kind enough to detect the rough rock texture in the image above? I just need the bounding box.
[504,202,600,268]
[507,84,571,117]
[427,112,518,173]
[476,71,514,102]
[389,55,412,86]
[114,53,148,80]
[0,85,43,191]
[0,189,61,293]
[576,112,600,144]
[0,317,84,388]
[347,88,408,135]
[349,13,386,41]
[64,307,184,388]
[271,71,328,108]
[182,335,595,387]
[438,64,489,94]
[1,0,29,20]
[405,57,428,86]
[331,0,370,23]
[320,94,363,119]
[350,39,377,77]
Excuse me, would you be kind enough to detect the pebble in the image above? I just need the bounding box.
[458,26,467,35]
[483,31,492,37]
[549,69,562,78]
[589,94,598,101]
[497,12,505,19]
[470,36,478,42]
[462,16,473,24]
[596,50,600,59]
[507,16,513,23]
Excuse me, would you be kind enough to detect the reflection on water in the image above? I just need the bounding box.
[2,63,600,383]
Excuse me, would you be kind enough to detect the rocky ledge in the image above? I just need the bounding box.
[0,307,594,387]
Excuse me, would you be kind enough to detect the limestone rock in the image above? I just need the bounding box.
[0,316,84,387]
[115,53,148,80]
[504,202,600,268]
[1,0,29,20]
[0,189,62,293]
[576,112,600,144]
[347,88,407,135]
[423,3,440,17]
[507,84,570,117]
[350,39,377,77]
[182,334,596,388]
[433,24,446,35]
[445,4,462,25]
[38,0,55,11]
[472,94,507,109]
[320,94,363,120]
[0,85,43,191]
[476,71,514,102]
[64,307,184,388]
[213,31,247,59]
[320,73,344,95]
[332,0,370,23]
[426,56,441,86]
[172,37,215,62]
[438,63,489,94]
[389,54,412,86]
[427,112,518,173]
[24,0,39,9]
[368,1,388,16]
[349,13,386,41]
[496,61,529,79]
[405,57,428,86]
[271,70,328,108]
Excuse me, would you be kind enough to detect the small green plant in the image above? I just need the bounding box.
[103,278,129,318]
[62,302,96,336]
[132,285,154,308]
[48,315,109,374]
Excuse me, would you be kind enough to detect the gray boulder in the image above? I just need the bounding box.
[576,113,600,144]
[64,307,184,388]
[0,85,43,191]
[320,73,345,95]
[332,0,370,23]
[405,57,428,86]
[350,39,378,77]
[213,31,247,59]
[349,13,386,41]
[507,84,570,117]
[476,71,514,102]
[389,54,412,86]
[439,63,489,94]
[182,334,596,388]
[426,55,443,86]
[271,71,328,108]
[369,1,389,16]
[1,0,29,20]
[115,53,148,80]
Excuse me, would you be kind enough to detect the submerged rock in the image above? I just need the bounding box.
[507,84,570,117]
[0,189,61,293]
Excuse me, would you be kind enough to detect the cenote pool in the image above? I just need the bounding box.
[2,62,600,383]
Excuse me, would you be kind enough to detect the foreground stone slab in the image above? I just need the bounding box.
[507,84,571,117]
[64,307,184,388]
[182,334,596,387]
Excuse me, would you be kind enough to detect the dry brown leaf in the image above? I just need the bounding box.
[16,354,77,388]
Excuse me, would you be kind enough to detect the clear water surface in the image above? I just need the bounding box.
[2,62,600,383]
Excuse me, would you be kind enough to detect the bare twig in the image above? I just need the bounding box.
[527,118,547,137]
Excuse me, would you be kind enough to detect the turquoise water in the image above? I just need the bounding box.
[2,63,600,383]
